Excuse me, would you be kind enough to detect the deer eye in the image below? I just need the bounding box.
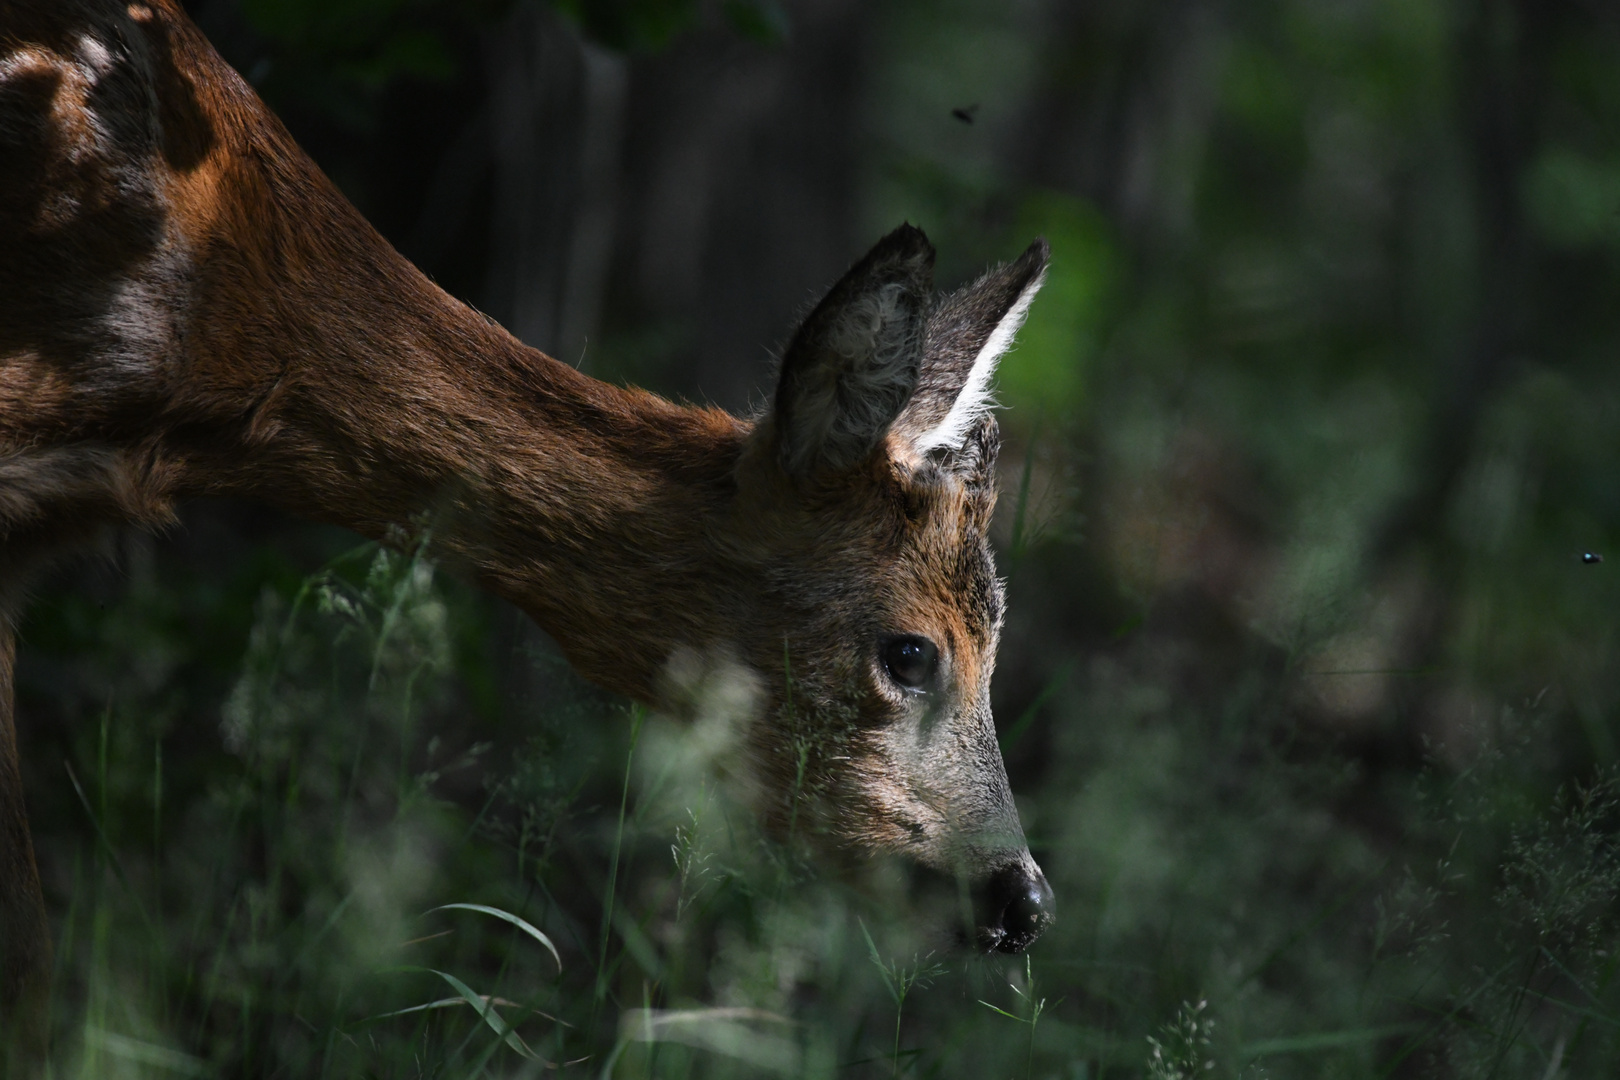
[882,636,938,690]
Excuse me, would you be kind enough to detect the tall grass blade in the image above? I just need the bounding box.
[428,903,561,970]
[83,1028,213,1077]
[429,968,540,1061]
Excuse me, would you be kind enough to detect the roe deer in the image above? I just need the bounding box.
[0,0,1054,1043]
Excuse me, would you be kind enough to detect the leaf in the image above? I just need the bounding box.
[721,0,789,44]
[360,995,571,1028]
[551,0,698,52]
[978,999,1026,1023]
[859,919,898,1001]
[430,969,539,1061]
[427,902,562,970]
[83,1029,213,1077]
[619,1008,800,1074]
[1241,1023,1420,1059]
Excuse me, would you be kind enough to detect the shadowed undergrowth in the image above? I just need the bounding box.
[14,533,1620,1079]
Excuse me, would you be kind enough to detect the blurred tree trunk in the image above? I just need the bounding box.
[1370,0,1549,567]
[478,0,868,412]
[615,0,866,410]
[485,3,607,361]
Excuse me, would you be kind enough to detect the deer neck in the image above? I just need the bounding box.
[178,246,753,704]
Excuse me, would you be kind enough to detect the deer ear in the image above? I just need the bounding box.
[894,238,1049,455]
[772,224,934,477]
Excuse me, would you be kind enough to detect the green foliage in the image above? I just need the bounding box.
[719,0,789,46]
[1525,148,1620,250]
[238,0,462,84]
[999,192,1117,420]
[29,538,1620,1077]
[549,0,696,52]
[235,0,489,130]
[1145,1000,1215,1080]
[863,922,946,1079]
[235,0,784,134]
[979,955,1055,1080]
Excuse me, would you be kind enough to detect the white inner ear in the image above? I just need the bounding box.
[914,269,1046,453]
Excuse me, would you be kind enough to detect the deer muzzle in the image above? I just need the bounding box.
[975,859,1055,953]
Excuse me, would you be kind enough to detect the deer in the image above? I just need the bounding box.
[0,0,1055,1050]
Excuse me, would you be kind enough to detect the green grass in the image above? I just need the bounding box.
[13,528,1620,1079]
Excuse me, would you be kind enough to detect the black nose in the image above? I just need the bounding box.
[979,863,1054,953]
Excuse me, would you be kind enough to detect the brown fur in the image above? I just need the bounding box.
[0,0,1053,1035]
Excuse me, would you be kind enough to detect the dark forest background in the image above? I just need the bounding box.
[14,0,1620,1076]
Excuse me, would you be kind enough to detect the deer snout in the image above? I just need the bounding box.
[978,861,1054,954]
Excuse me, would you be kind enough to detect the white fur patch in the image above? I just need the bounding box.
[97,270,178,378]
[913,268,1045,453]
[76,34,114,77]
[0,47,53,85]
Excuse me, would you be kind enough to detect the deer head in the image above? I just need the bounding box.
[715,225,1053,952]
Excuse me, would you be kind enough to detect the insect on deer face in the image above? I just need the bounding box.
[723,225,1054,953]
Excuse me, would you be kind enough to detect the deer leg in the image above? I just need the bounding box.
[0,626,49,1065]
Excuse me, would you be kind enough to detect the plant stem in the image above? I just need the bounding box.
[596,705,646,1010]
[893,987,905,1079]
